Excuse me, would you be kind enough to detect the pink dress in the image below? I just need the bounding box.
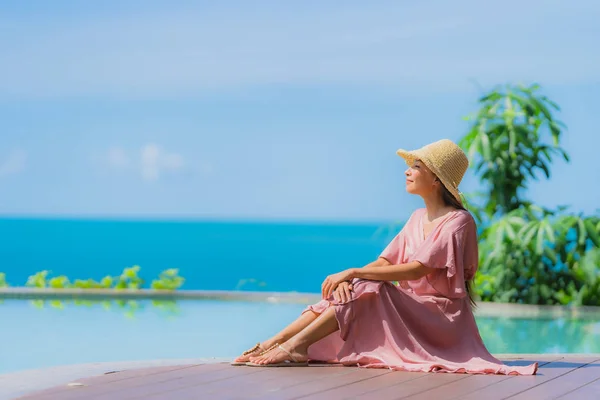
[304,208,538,375]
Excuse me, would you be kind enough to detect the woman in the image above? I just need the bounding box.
[233,139,538,375]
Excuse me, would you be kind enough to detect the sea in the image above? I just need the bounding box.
[0,217,401,293]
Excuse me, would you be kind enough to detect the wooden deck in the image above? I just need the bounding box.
[16,355,600,400]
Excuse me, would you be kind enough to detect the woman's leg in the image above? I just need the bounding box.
[249,306,339,365]
[233,309,321,363]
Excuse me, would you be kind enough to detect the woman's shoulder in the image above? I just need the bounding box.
[406,207,476,232]
[406,208,427,223]
[446,208,477,232]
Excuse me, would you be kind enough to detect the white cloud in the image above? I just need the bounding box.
[0,150,27,178]
[106,144,185,182]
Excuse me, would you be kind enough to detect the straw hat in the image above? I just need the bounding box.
[396,139,469,204]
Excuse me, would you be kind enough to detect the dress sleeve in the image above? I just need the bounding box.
[379,230,405,264]
[410,218,479,297]
[378,212,418,264]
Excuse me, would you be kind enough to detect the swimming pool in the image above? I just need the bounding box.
[1,298,599,374]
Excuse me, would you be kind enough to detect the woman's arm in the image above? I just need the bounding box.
[351,261,434,282]
[361,257,392,269]
[321,261,432,298]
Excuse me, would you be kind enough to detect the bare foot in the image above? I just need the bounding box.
[248,344,308,365]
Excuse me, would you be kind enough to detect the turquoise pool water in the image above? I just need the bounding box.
[1,299,599,374]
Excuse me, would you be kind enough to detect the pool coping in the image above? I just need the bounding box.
[3,354,600,400]
[1,287,600,319]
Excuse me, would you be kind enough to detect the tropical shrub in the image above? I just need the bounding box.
[10,266,184,291]
[151,268,185,290]
[460,83,600,305]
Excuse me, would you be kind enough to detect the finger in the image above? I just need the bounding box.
[340,287,347,303]
[344,286,351,303]
[348,284,353,291]
[322,278,330,298]
[332,290,340,303]
[326,283,334,299]
[331,283,339,299]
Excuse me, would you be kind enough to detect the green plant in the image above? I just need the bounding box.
[460,83,569,218]
[11,265,183,291]
[26,270,50,288]
[72,278,104,289]
[151,269,185,290]
[114,265,144,289]
[476,205,600,305]
[460,83,600,305]
[48,275,71,289]
[0,272,8,288]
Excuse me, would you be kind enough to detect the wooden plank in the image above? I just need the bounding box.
[352,371,470,400]
[555,377,600,400]
[87,364,267,400]
[510,360,600,400]
[16,365,204,399]
[342,356,550,400]
[458,357,597,400]
[147,366,356,400]
[199,365,353,399]
[299,370,428,399]
[403,357,563,400]
[15,356,600,400]
[106,367,273,400]
[255,367,392,400]
[19,363,231,400]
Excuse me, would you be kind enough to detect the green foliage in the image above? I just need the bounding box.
[49,275,71,289]
[114,265,144,290]
[461,83,600,305]
[151,268,185,290]
[72,278,107,289]
[476,205,600,305]
[5,266,184,291]
[0,272,8,288]
[26,270,50,288]
[460,83,569,217]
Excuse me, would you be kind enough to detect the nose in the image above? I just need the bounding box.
[405,168,410,176]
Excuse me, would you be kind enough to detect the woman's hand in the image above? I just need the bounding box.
[321,269,355,299]
[332,281,354,304]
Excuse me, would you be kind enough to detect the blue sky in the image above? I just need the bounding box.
[0,0,599,222]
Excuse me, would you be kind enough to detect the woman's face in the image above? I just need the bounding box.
[404,159,439,197]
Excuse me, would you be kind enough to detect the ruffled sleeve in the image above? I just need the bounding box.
[409,216,479,298]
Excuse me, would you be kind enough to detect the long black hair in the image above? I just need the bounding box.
[439,182,477,308]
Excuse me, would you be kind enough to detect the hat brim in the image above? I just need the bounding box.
[396,148,463,205]
[396,149,418,165]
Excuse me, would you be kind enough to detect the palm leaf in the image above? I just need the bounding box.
[584,219,600,247]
